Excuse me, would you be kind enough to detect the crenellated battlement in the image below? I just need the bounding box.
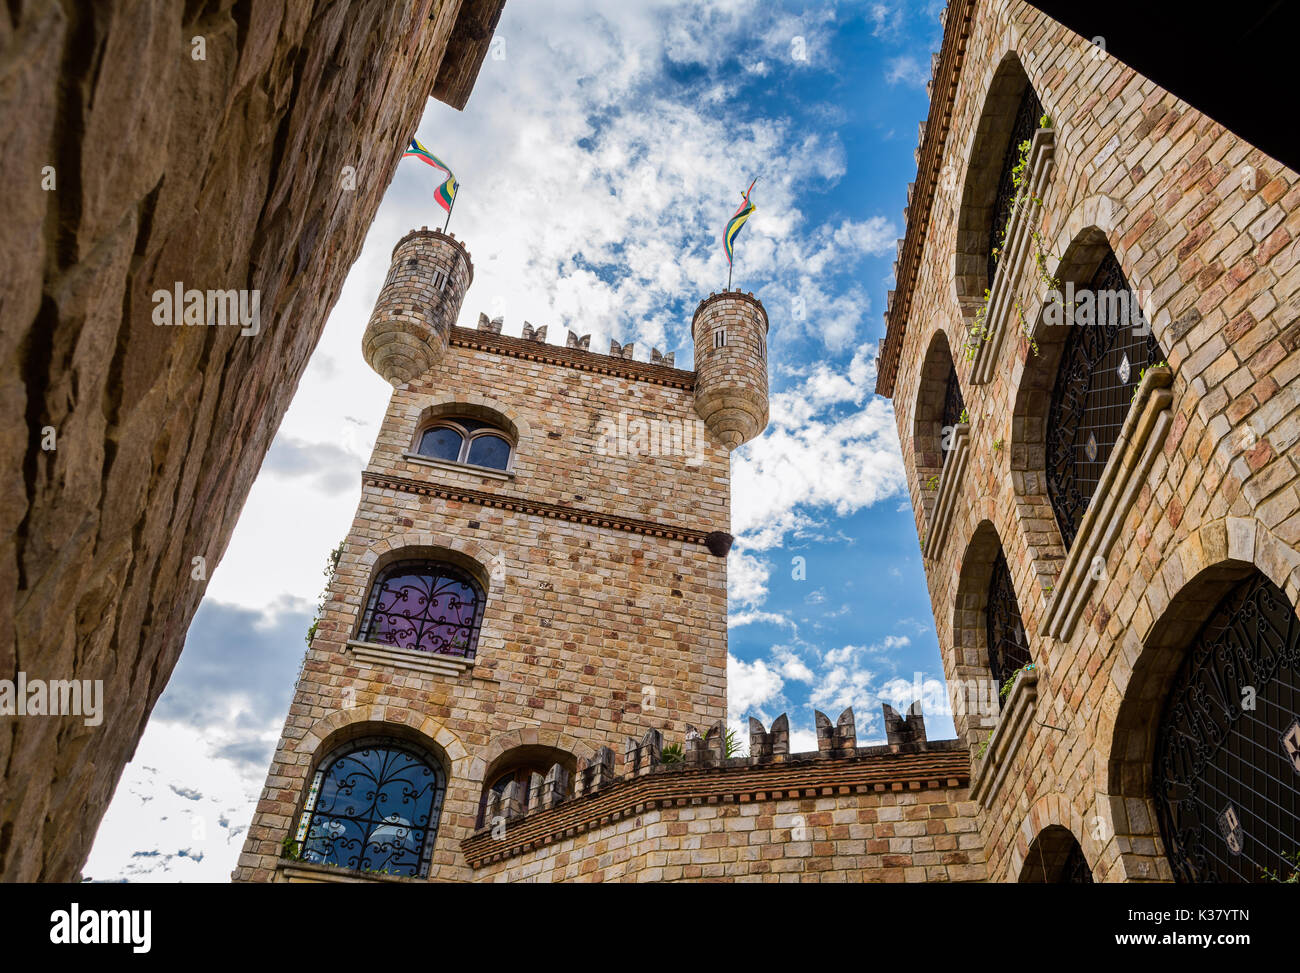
[462,702,957,869]
[472,311,676,368]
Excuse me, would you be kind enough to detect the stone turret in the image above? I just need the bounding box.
[362,227,473,384]
[691,289,770,449]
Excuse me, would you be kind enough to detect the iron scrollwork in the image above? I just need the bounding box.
[1154,574,1300,882]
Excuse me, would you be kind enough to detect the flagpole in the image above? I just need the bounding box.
[442,188,457,233]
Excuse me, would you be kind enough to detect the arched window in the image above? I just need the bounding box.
[475,746,576,828]
[359,560,485,658]
[1045,250,1165,549]
[987,84,1043,287]
[416,417,513,471]
[1154,572,1300,883]
[956,54,1046,314]
[297,739,446,877]
[986,549,1032,687]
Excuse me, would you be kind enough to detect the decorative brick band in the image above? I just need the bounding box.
[461,744,969,868]
[876,0,975,398]
[362,471,718,546]
[449,327,695,389]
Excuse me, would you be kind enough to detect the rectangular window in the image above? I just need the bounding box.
[431,268,449,292]
[713,329,727,349]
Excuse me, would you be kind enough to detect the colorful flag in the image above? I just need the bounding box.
[403,137,459,214]
[723,178,757,265]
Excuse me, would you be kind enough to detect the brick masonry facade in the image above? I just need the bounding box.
[235,226,982,882]
[878,0,1300,881]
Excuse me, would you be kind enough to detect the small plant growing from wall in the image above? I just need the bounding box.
[305,539,346,646]
[1260,850,1300,883]
[965,113,1060,362]
[999,662,1036,702]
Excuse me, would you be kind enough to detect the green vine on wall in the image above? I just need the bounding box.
[965,114,1061,362]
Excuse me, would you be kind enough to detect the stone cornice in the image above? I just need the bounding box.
[449,327,695,389]
[876,0,975,398]
[1040,366,1175,641]
[362,470,717,546]
[461,744,969,868]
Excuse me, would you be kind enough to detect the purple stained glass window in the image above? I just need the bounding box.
[359,561,484,659]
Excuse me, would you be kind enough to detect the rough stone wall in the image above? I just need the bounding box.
[234,332,735,882]
[889,0,1300,881]
[469,788,985,883]
[0,0,499,880]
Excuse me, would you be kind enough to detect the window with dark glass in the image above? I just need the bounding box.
[359,560,485,659]
[415,417,513,471]
[1154,573,1300,883]
[988,83,1044,287]
[1045,250,1165,549]
[296,739,446,877]
[986,549,1032,687]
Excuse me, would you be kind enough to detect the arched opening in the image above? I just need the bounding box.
[1151,570,1300,882]
[1020,825,1094,883]
[357,557,487,659]
[913,329,964,515]
[952,521,1029,741]
[1012,227,1166,557]
[294,734,448,877]
[955,53,1044,317]
[477,744,577,828]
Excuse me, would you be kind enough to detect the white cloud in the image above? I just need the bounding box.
[727,654,785,715]
[727,549,772,608]
[728,609,795,630]
[885,55,929,87]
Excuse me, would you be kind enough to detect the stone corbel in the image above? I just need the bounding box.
[1039,366,1175,641]
[971,127,1056,385]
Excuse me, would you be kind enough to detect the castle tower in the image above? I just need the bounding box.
[235,230,747,882]
[691,290,769,449]
[362,227,473,385]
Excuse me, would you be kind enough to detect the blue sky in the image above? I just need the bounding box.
[84,0,951,881]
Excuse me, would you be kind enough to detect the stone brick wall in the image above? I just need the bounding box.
[235,297,738,882]
[881,0,1300,882]
[469,788,984,883]
[0,0,503,881]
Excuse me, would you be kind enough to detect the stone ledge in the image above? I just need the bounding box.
[400,451,514,480]
[361,470,720,546]
[970,666,1039,808]
[972,127,1056,385]
[1039,366,1175,641]
[923,423,971,559]
[276,860,415,884]
[345,639,475,678]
